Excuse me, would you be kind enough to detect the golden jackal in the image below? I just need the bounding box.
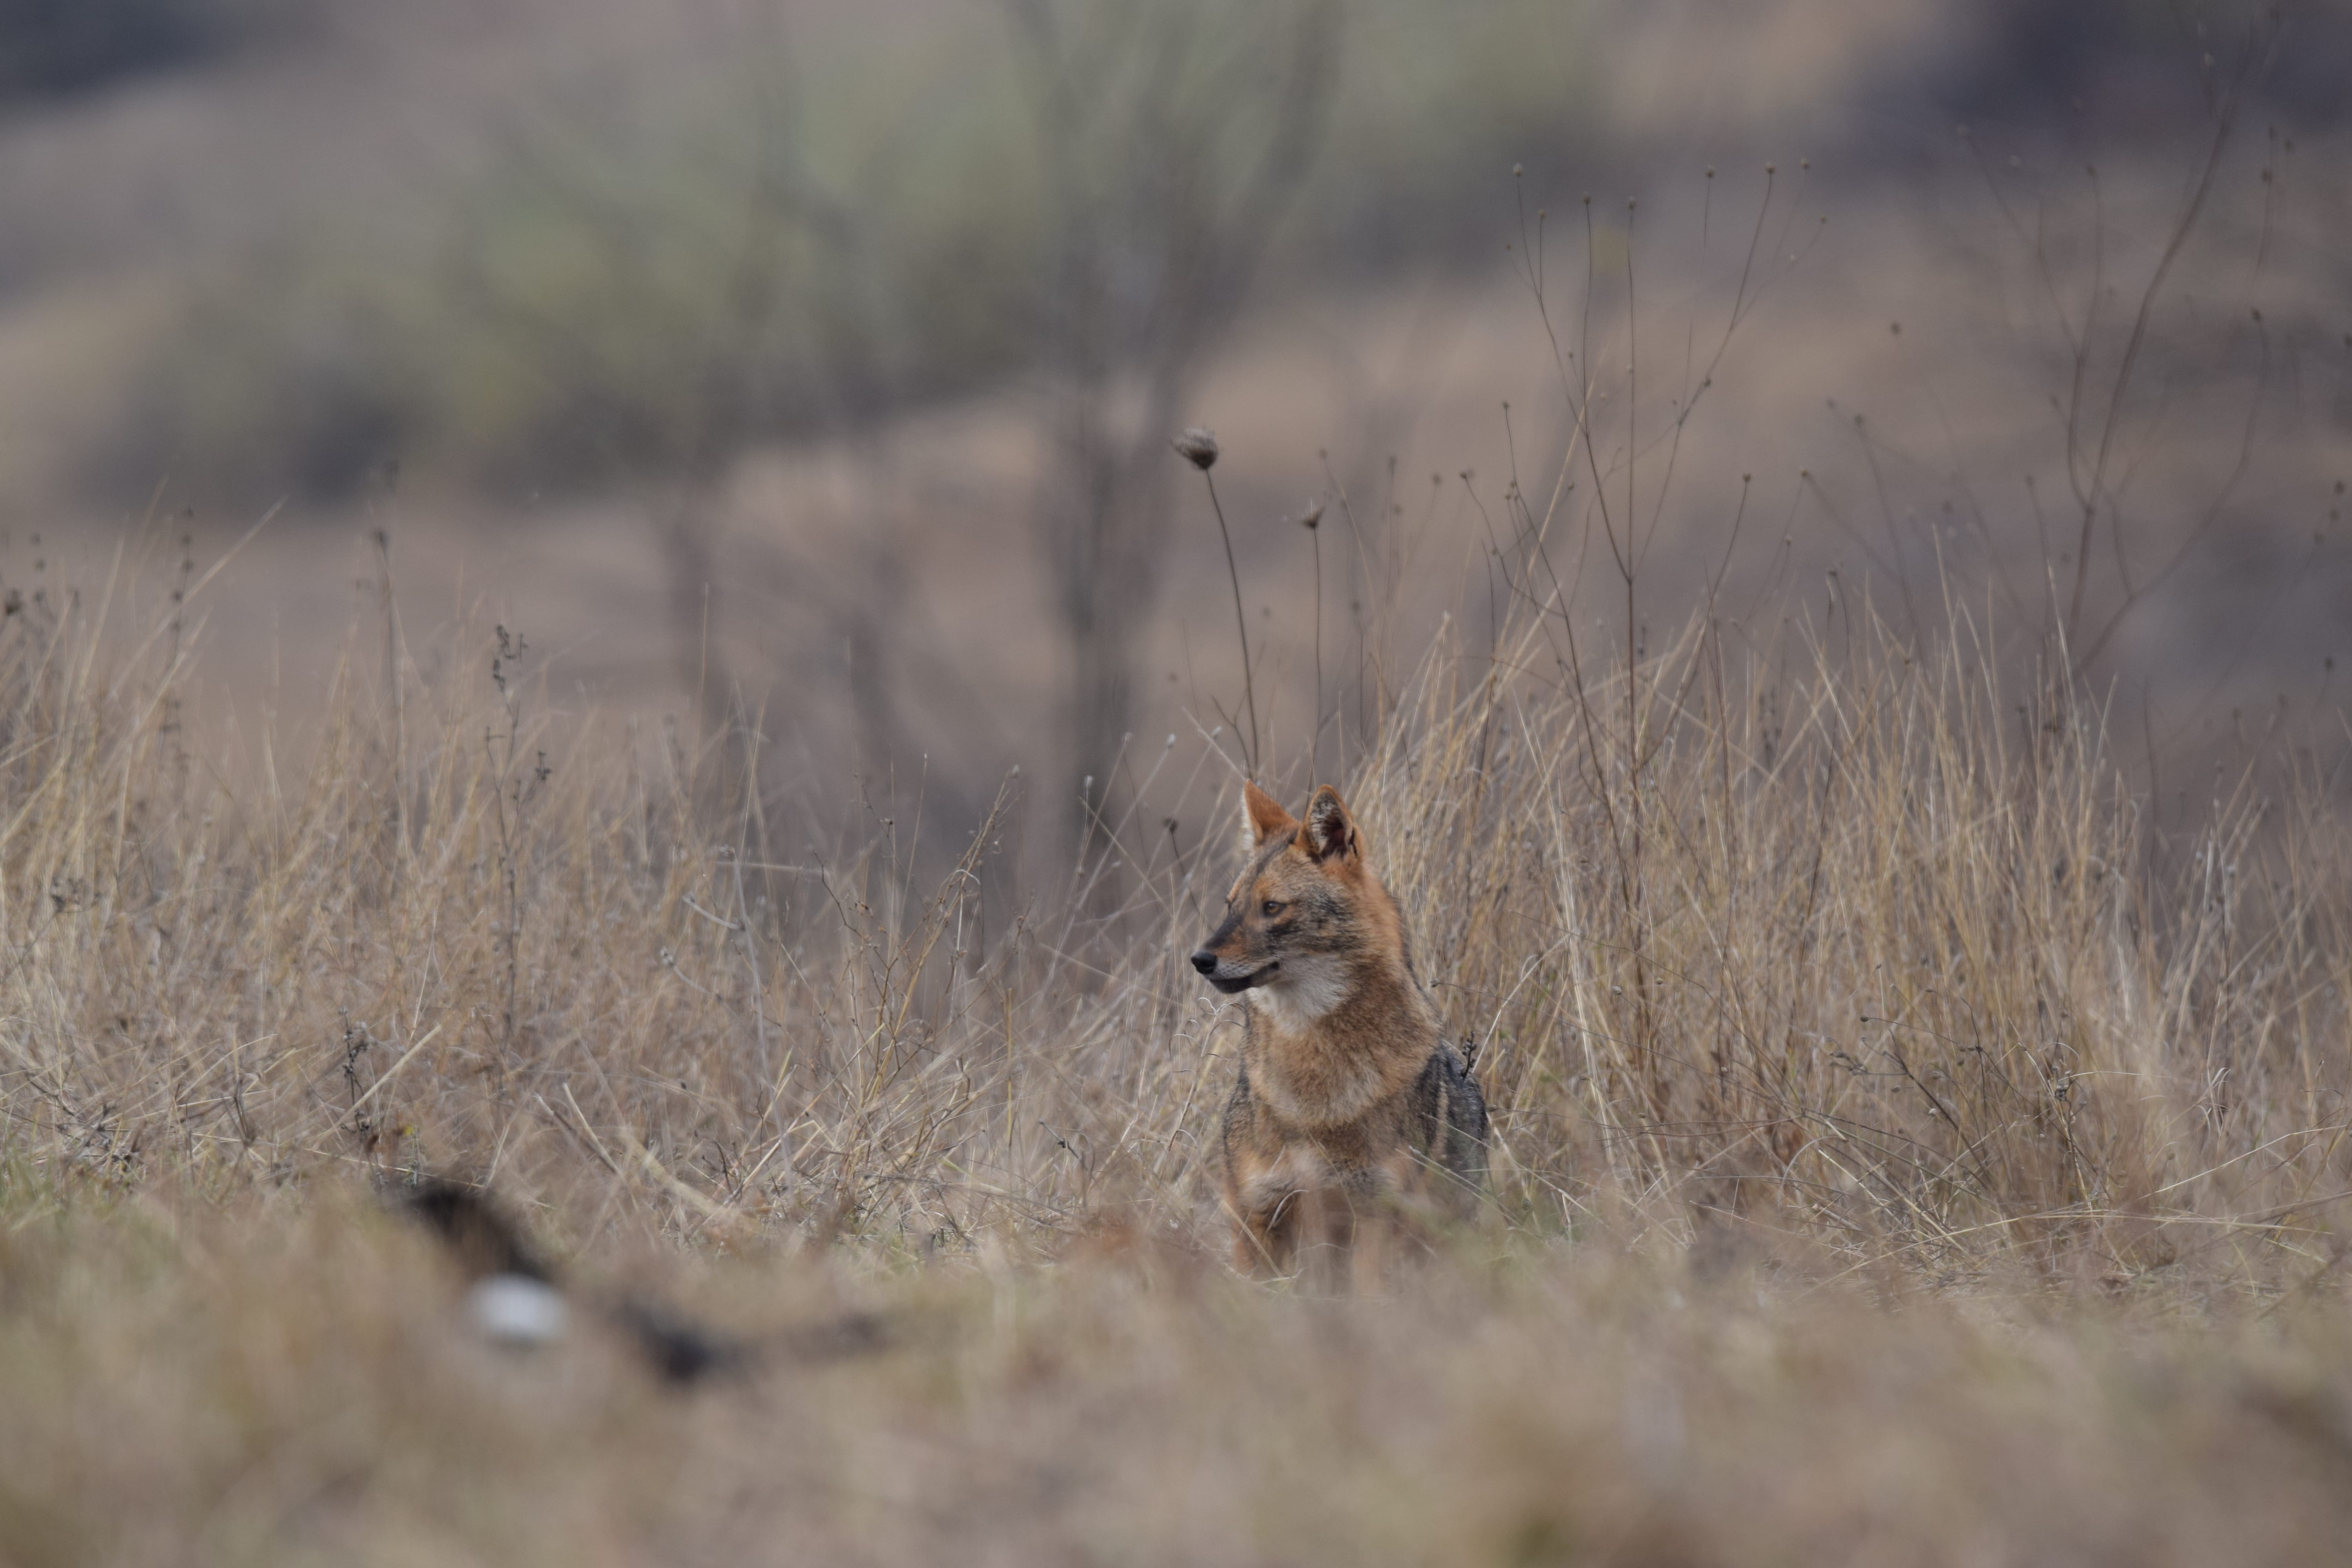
[1190,781,1488,1285]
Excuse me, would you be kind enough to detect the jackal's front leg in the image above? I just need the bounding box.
[1232,1189,1302,1278]
[1296,1185,1359,1294]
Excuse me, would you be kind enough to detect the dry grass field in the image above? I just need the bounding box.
[7,497,2352,1563]
[8,4,2352,1563]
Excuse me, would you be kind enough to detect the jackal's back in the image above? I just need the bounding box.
[1410,1041,1488,1213]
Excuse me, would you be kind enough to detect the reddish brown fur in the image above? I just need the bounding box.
[1191,782,1487,1288]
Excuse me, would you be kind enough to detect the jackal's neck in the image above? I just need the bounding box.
[1244,948,1431,1042]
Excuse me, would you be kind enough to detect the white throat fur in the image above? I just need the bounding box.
[1241,955,1352,1034]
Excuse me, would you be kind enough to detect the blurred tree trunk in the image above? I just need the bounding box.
[1009,0,1338,851]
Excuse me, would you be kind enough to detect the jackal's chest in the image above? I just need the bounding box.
[1235,1139,1353,1211]
[1243,1022,1416,1129]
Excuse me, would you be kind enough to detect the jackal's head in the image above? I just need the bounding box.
[1189,782,1392,1009]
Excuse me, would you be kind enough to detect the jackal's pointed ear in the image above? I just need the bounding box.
[1301,786,1359,864]
[1242,780,1297,849]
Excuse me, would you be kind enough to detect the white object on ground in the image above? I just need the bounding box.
[468,1272,569,1347]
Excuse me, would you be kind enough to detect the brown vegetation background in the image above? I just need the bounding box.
[7,2,2352,1563]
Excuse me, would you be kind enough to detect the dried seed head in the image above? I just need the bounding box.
[1296,497,1325,531]
[1172,428,1220,470]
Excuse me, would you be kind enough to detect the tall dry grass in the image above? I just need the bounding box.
[1365,603,2352,1285]
[4,528,2347,1293]
[8,520,2352,1566]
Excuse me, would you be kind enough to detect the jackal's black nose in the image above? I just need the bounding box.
[1190,949,1217,975]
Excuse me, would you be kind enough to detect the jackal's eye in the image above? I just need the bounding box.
[1261,899,1284,918]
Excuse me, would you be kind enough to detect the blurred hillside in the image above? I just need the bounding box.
[27,0,2339,505]
[1,0,2347,868]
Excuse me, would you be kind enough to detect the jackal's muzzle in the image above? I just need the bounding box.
[1191,949,1276,994]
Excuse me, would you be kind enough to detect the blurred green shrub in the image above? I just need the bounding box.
[112,0,1605,505]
